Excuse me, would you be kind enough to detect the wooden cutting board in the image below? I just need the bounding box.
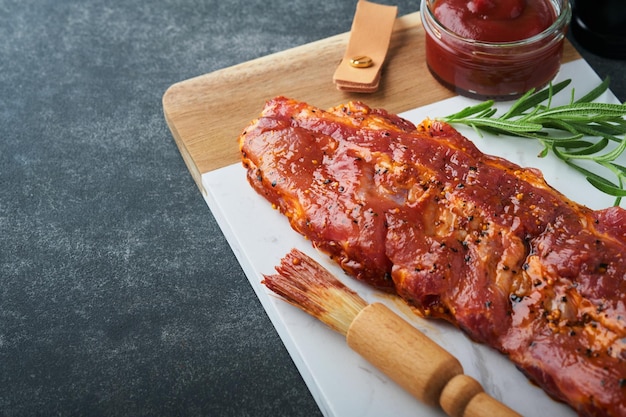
[162,11,580,193]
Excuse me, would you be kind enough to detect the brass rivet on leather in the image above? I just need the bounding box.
[349,55,374,68]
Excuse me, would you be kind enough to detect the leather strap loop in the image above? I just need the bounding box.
[333,0,398,93]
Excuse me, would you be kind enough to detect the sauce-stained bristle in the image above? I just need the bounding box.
[263,248,368,336]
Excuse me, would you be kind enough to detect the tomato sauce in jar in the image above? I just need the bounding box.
[421,0,571,100]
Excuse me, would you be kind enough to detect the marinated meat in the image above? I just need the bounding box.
[238,96,626,416]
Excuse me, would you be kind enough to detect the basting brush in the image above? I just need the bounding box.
[263,248,521,417]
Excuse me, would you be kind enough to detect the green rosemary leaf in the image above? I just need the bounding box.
[552,121,626,141]
[503,79,572,118]
[500,88,537,120]
[587,176,626,197]
[441,79,626,205]
[445,100,495,120]
[554,138,609,154]
[552,139,626,163]
[554,137,610,157]
[520,131,582,142]
[534,102,626,122]
[567,159,624,205]
[611,162,626,175]
[551,142,573,161]
[607,118,626,129]
[558,154,607,181]
[575,77,611,104]
[593,137,626,162]
[482,108,498,118]
[595,119,626,137]
[467,118,543,133]
[542,118,580,135]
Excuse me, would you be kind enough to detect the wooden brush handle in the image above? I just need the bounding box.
[440,374,520,417]
[346,303,520,417]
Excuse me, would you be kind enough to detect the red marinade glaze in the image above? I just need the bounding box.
[240,97,626,416]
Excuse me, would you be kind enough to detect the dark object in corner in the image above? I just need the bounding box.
[571,0,626,59]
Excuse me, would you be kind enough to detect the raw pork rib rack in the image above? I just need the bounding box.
[239,96,626,416]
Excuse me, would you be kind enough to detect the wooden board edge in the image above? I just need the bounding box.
[163,106,206,195]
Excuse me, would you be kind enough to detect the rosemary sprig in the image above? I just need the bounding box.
[442,78,626,206]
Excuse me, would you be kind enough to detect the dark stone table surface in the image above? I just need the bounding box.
[1,1,623,416]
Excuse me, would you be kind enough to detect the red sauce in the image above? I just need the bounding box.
[422,0,569,99]
[433,0,556,42]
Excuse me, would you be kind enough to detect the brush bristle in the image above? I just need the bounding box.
[263,248,368,336]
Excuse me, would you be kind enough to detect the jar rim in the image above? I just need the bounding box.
[420,0,572,48]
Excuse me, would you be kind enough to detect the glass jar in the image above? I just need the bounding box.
[421,0,572,100]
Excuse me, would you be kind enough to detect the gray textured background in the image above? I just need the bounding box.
[0,0,624,416]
